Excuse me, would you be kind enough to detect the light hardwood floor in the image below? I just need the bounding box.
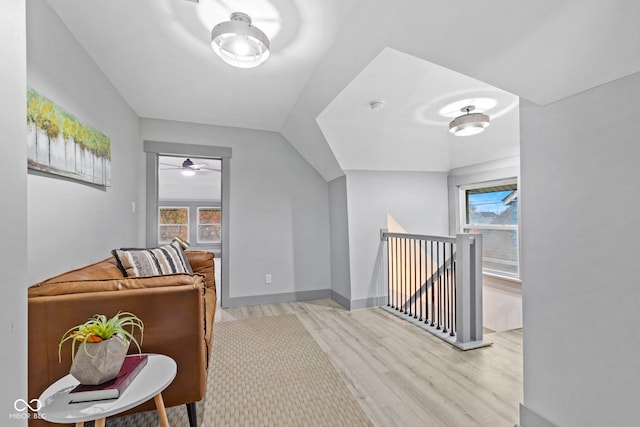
[215,299,523,427]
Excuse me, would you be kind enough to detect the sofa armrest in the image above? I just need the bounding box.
[185,251,217,358]
[28,275,208,418]
[186,251,215,291]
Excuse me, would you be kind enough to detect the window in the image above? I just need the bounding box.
[461,180,519,279]
[197,207,221,244]
[158,207,189,243]
[158,204,221,248]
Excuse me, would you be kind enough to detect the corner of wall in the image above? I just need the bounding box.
[1,0,28,417]
[328,175,351,299]
[519,404,557,427]
[330,290,351,310]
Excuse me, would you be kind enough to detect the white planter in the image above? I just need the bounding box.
[69,336,128,385]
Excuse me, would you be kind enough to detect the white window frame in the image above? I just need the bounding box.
[158,206,190,244]
[197,206,221,244]
[459,178,521,281]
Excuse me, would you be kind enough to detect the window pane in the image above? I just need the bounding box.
[465,228,519,277]
[159,225,188,243]
[198,208,221,224]
[159,207,189,243]
[466,187,518,225]
[159,208,188,225]
[198,224,221,243]
[197,207,221,243]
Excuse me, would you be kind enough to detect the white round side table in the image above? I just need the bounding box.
[38,353,177,427]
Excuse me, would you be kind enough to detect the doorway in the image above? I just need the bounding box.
[144,141,232,307]
[157,155,222,294]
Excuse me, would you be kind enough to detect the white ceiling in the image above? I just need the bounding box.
[317,48,519,172]
[44,0,640,180]
[45,0,356,131]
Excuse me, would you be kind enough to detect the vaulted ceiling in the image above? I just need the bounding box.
[45,0,640,180]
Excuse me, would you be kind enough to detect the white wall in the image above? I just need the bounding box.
[26,0,141,283]
[140,119,331,301]
[329,176,351,304]
[0,0,27,422]
[520,71,640,426]
[345,170,449,305]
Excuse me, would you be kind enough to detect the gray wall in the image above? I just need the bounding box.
[140,119,331,303]
[520,71,640,426]
[26,0,141,283]
[0,0,27,420]
[345,170,450,305]
[329,176,351,305]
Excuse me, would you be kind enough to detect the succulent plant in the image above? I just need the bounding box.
[58,311,144,362]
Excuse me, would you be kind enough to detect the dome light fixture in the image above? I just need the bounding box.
[210,12,270,69]
[449,105,490,136]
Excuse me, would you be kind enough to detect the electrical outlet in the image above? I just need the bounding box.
[265,274,272,284]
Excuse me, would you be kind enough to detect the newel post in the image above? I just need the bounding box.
[380,229,390,307]
[455,233,484,348]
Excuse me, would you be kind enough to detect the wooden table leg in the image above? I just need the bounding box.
[94,419,106,427]
[154,393,170,427]
[75,423,84,427]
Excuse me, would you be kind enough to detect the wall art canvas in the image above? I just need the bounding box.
[27,88,111,186]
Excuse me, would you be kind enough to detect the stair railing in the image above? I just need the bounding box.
[381,231,488,350]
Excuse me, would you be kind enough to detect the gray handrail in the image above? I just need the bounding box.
[381,231,489,350]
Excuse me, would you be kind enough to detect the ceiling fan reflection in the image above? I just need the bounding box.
[159,158,221,176]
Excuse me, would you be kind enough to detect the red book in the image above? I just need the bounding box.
[69,354,148,403]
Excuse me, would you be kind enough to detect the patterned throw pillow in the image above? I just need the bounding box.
[112,241,193,278]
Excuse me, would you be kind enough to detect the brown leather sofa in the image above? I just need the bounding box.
[28,251,216,427]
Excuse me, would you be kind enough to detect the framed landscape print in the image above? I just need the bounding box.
[27,88,111,186]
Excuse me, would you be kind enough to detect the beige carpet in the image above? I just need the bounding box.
[106,314,372,426]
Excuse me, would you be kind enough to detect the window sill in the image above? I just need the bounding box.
[483,271,521,284]
[483,272,522,293]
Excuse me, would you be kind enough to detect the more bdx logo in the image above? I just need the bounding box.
[9,399,42,420]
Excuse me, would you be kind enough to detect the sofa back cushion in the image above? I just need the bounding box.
[34,257,124,285]
[28,273,202,298]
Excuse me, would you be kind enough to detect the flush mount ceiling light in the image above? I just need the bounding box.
[210,12,270,69]
[448,106,491,136]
